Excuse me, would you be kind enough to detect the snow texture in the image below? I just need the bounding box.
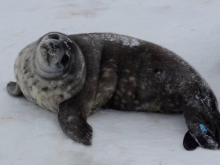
[1,0,220,164]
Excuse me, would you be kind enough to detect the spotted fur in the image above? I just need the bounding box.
[8,32,220,150]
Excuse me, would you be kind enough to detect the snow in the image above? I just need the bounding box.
[103,34,141,47]
[1,0,220,164]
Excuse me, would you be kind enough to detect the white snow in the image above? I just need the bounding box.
[1,0,220,164]
[103,33,141,47]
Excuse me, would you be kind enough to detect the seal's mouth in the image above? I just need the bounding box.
[36,58,64,78]
[60,53,70,68]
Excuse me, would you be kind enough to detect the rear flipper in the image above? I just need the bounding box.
[183,127,219,150]
[182,89,220,150]
[182,86,220,150]
[183,121,219,150]
[183,131,199,150]
[7,81,23,96]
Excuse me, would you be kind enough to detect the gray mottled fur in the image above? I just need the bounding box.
[7,32,220,149]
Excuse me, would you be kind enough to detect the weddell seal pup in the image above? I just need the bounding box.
[7,32,220,150]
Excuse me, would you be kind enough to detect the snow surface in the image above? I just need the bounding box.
[1,0,220,164]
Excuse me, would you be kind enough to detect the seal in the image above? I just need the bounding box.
[7,32,220,150]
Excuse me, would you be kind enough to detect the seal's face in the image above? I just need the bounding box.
[13,32,86,112]
[36,33,73,78]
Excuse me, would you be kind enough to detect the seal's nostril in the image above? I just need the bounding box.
[49,34,59,40]
[49,43,60,50]
[60,54,70,67]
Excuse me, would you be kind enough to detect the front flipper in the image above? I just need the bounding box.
[58,100,93,145]
[7,81,23,96]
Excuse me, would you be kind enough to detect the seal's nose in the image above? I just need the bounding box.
[48,34,60,40]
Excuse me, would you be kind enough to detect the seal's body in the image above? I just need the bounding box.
[7,32,220,150]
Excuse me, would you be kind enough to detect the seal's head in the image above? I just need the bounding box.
[36,32,73,78]
[13,32,85,112]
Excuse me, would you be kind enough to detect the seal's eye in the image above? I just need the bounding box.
[49,34,59,40]
[60,54,70,67]
[154,68,162,74]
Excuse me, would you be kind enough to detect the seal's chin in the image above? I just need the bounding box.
[36,59,65,78]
